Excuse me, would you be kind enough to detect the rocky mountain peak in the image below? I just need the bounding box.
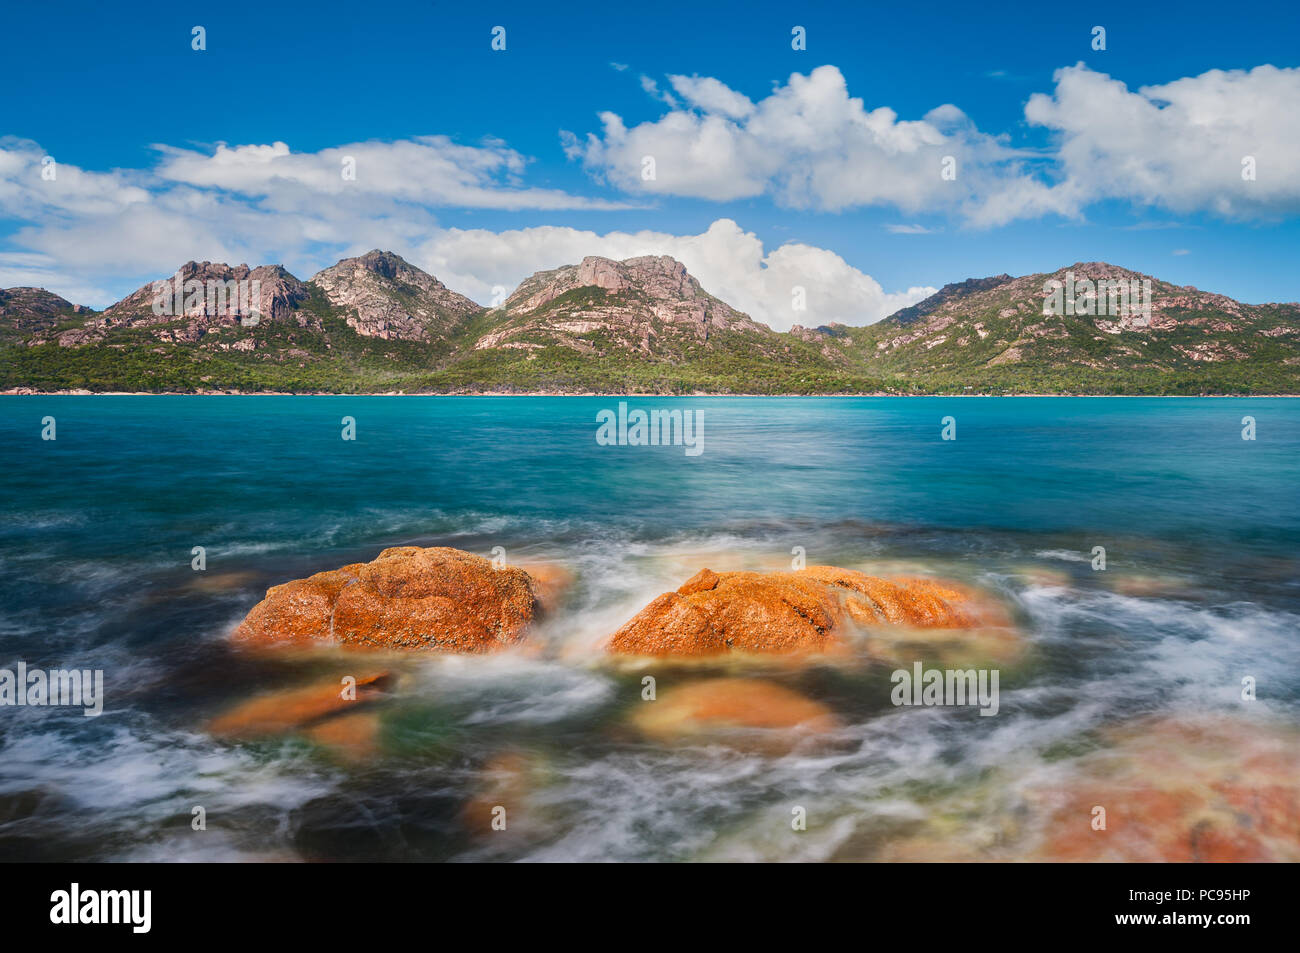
[889,274,1013,326]
[354,249,406,279]
[480,253,770,357]
[16,261,312,348]
[0,287,79,315]
[309,251,480,342]
[325,249,433,284]
[101,261,309,327]
[506,254,724,317]
[0,287,86,340]
[6,255,1297,394]
[571,255,695,295]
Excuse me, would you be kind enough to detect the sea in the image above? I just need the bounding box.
[1,396,1296,861]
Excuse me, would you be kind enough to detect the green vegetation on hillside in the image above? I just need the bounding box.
[3,265,1298,395]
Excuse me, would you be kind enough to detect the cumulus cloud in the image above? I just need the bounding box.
[3,61,1294,307]
[0,132,930,323]
[0,251,116,306]
[563,64,1069,222]
[0,137,150,218]
[667,74,756,120]
[1025,63,1300,219]
[153,136,631,210]
[414,218,934,330]
[565,62,1300,225]
[0,136,630,305]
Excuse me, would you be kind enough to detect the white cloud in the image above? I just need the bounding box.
[0,133,932,323]
[4,61,1295,308]
[0,252,115,306]
[153,136,630,210]
[639,75,678,108]
[415,218,934,330]
[566,62,1300,225]
[564,65,1069,222]
[1026,63,1300,219]
[668,74,756,120]
[0,137,150,219]
[0,136,631,305]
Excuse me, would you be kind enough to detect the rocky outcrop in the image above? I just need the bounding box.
[0,288,85,341]
[233,546,543,651]
[478,254,775,358]
[309,250,481,342]
[37,262,313,348]
[6,254,1298,393]
[103,262,309,327]
[889,274,1013,326]
[18,262,309,348]
[607,566,1008,657]
[504,256,733,321]
[858,259,1300,377]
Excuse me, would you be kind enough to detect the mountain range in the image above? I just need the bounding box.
[3,251,1297,395]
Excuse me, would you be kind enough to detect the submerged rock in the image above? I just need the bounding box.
[864,714,1300,863]
[1034,715,1300,863]
[461,750,553,839]
[206,672,391,738]
[631,677,838,748]
[233,546,543,652]
[303,711,383,761]
[606,565,1009,657]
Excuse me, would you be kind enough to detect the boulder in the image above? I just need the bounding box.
[607,565,1007,657]
[233,546,542,651]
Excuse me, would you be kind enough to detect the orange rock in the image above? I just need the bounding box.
[607,565,1006,657]
[677,567,721,595]
[461,750,542,835]
[1035,716,1300,862]
[631,678,838,746]
[233,547,543,651]
[184,571,264,594]
[231,567,363,647]
[303,711,383,761]
[206,672,390,738]
[518,561,574,614]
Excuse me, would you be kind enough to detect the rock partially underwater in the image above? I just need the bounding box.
[606,565,1014,659]
[233,547,545,652]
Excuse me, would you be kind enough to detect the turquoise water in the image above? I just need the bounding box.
[1,396,1297,861]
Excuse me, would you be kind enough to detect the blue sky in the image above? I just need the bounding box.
[2,0,1297,326]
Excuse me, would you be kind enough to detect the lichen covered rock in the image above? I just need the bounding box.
[607,565,1008,657]
[233,546,542,652]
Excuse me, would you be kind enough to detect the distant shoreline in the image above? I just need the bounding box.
[5,390,1299,398]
